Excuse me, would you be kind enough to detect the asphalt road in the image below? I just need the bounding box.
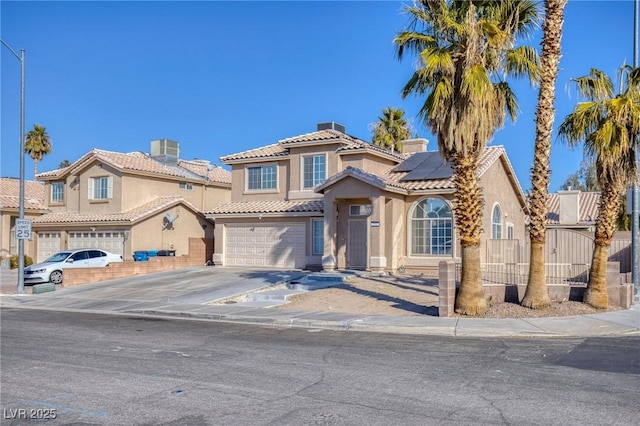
[1,308,639,426]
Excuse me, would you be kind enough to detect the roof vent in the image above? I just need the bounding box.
[317,122,346,133]
[150,139,180,164]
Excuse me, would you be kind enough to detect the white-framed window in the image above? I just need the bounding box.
[411,198,452,255]
[247,164,277,190]
[51,182,64,203]
[303,154,326,189]
[312,219,324,255]
[350,204,372,216]
[492,204,502,239]
[88,176,112,200]
[507,224,514,240]
[179,182,193,190]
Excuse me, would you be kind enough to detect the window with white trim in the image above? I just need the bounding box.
[303,154,326,188]
[51,182,64,203]
[247,165,277,190]
[492,204,502,239]
[411,198,452,255]
[312,219,324,255]
[507,224,514,240]
[88,176,112,200]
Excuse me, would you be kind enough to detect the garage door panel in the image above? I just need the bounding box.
[225,224,306,268]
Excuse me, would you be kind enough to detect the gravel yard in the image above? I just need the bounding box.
[275,274,622,318]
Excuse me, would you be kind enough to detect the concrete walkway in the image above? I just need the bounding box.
[1,266,638,337]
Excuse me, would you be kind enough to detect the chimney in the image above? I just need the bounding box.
[558,190,580,225]
[317,122,346,133]
[400,138,428,154]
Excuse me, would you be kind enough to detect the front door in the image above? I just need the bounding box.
[348,219,367,269]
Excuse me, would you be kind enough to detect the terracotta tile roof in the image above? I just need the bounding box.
[32,196,196,225]
[37,149,231,184]
[206,165,232,184]
[0,178,47,210]
[547,191,600,225]
[220,129,405,163]
[208,200,323,216]
[316,166,408,194]
[220,143,289,162]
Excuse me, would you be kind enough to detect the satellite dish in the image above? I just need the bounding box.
[163,212,178,230]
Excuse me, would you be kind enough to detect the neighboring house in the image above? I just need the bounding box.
[546,190,599,230]
[208,123,528,274]
[32,139,231,262]
[0,178,49,260]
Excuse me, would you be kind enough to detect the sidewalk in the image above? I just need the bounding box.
[1,267,639,337]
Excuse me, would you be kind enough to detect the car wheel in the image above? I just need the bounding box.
[50,270,63,284]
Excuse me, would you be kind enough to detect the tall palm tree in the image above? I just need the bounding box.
[371,107,413,152]
[522,0,567,309]
[394,0,541,314]
[558,66,640,309]
[25,124,52,177]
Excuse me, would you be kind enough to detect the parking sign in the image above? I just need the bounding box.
[15,219,32,240]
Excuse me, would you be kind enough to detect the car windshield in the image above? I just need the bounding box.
[44,252,72,263]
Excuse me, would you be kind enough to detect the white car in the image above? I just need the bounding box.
[24,249,123,285]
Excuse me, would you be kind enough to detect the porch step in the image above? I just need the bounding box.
[287,273,348,291]
[248,289,306,302]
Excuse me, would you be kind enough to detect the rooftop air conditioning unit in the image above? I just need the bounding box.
[317,122,346,133]
[150,139,180,164]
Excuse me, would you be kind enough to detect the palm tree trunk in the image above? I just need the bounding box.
[521,0,567,309]
[522,0,566,309]
[584,183,620,309]
[452,154,486,315]
[33,159,38,179]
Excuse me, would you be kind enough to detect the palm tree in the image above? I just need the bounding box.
[58,159,71,169]
[371,107,413,152]
[25,124,52,177]
[557,66,640,309]
[522,0,567,310]
[394,0,541,315]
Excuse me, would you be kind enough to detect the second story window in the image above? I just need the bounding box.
[247,165,276,190]
[179,182,193,190]
[303,155,326,189]
[51,182,64,203]
[89,176,112,200]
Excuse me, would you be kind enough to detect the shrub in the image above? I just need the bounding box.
[9,254,33,269]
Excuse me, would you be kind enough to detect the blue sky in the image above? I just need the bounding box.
[1,1,636,192]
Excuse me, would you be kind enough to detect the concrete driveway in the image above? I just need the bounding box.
[1,266,305,305]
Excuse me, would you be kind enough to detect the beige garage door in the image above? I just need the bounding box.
[225,224,306,268]
[37,232,61,262]
[68,231,125,256]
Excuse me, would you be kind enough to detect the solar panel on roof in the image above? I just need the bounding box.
[400,151,453,181]
[392,152,430,172]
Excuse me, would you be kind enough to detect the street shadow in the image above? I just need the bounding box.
[364,275,439,297]
[336,282,439,316]
[237,269,307,285]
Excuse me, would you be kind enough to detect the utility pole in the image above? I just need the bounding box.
[1,39,26,295]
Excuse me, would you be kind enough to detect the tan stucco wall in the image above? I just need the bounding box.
[121,174,230,212]
[129,205,208,257]
[479,158,527,247]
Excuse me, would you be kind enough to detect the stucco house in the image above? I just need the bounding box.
[31,139,231,263]
[0,178,49,261]
[208,123,528,274]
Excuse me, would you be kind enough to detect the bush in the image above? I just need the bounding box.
[9,254,33,269]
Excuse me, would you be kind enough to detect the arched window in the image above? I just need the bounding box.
[492,204,502,239]
[411,198,452,255]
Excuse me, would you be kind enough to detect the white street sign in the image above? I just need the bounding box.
[15,219,32,240]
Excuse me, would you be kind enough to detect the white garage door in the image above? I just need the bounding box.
[68,231,125,256]
[37,232,61,262]
[225,224,306,268]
